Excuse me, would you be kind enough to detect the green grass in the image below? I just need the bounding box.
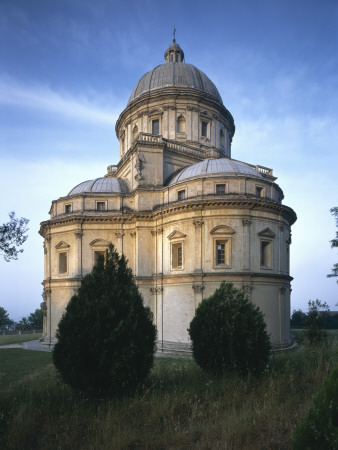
[0,333,42,345]
[0,340,337,449]
[291,328,338,342]
[0,349,52,390]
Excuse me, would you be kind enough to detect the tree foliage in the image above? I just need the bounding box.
[0,212,29,262]
[53,244,156,395]
[327,206,338,282]
[188,282,271,375]
[292,366,338,450]
[305,299,330,345]
[0,307,15,332]
[290,309,307,328]
[16,309,43,330]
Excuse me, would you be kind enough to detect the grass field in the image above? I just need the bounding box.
[0,333,42,345]
[0,334,337,449]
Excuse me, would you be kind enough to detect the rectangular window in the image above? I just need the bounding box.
[216,240,229,265]
[216,184,226,194]
[201,120,208,137]
[172,243,183,269]
[64,204,72,214]
[256,186,264,197]
[94,251,105,265]
[96,202,106,211]
[152,119,159,135]
[59,252,67,274]
[178,190,186,201]
[261,241,272,267]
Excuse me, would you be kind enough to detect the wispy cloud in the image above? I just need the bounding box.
[0,77,120,125]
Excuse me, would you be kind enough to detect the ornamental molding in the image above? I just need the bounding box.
[193,220,204,228]
[114,232,125,239]
[210,225,235,235]
[74,231,83,239]
[89,238,111,247]
[192,284,204,294]
[242,218,251,226]
[129,232,136,238]
[55,241,70,249]
[150,286,163,295]
[167,230,186,240]
[151,228,163,236]
[258,228,276,238]
[186,105,199,112]
[286,235,292,244]
[163,105,176,111]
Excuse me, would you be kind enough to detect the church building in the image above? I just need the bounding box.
[40,39,297,350]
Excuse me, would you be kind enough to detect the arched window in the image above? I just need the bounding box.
[177,116,186,133]
[133,125,138,141]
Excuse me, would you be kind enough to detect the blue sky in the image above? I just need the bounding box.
[0,0,337,321]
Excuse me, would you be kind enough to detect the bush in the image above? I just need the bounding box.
[188,282,270,375]
[292,366,338,450]
[53,244,156,395]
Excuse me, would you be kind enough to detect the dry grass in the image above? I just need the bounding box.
[0,339,337,450]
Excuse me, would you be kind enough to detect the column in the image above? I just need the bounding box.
[74,231,83,277]
[193,220,204,273]
[242,218,251,270]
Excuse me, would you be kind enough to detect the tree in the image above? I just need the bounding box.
[53,244,156,395]
[188,282,271,375]
[327,207,338,282]
[290,309,307,328]
[0,307,15,332]
[305,299,330,345]
[292,366,338,449]
[0,212,29,262]
[15,309,43,330]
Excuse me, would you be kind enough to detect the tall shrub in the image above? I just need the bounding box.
[188,282,270,375]
[53,244,156,395]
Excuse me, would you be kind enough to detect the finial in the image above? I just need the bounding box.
[173,25,176,43]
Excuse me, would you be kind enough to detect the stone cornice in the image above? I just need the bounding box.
[40,196,296,235]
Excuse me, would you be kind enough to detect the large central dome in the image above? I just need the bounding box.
[127,40,223,105]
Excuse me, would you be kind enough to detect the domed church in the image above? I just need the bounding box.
[40,38,297,350]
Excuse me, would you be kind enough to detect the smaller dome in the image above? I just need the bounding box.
[167,158,264,186]
[68,177,129,196]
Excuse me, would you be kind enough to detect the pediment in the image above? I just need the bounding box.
[55,241,70,249]
[258,228,276,238]
[210,225,235,235]
[90,239,111,247]
[167,230,187,240]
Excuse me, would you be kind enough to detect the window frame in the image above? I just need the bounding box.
[58,251,68,275]
[201,119,209,138]
[214,238,231,268]
[64,203,72,214]
[215,183,226,195]
[177,189,186,201]
[260,239,273,269]
[171,241,184,270]
[152,119,160,135]
[93,250,105,266]
[255,185,264,197]
[96,201,106,212]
